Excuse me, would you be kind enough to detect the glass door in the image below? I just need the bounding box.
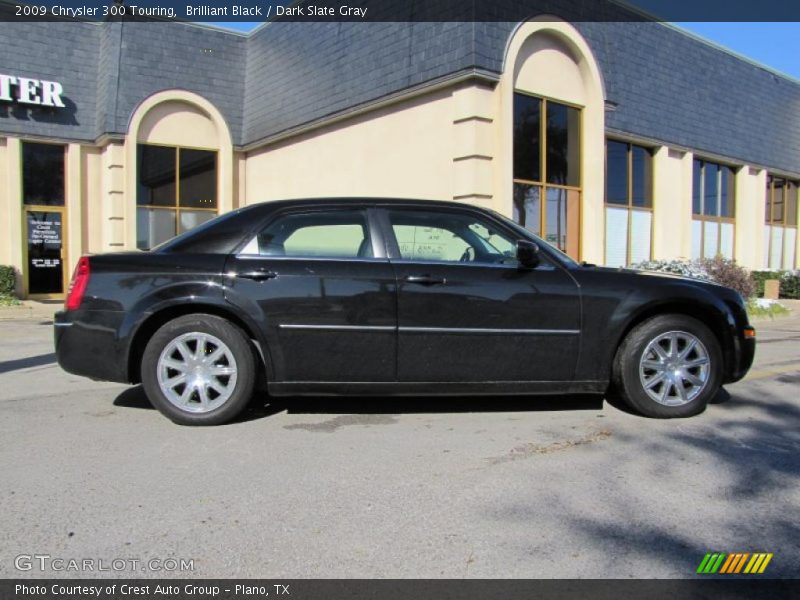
[25,208,66,298]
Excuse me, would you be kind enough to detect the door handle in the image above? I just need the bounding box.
[236,269,278,282]
[404,274,446,286]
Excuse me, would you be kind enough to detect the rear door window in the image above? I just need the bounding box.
[240,210,374,259]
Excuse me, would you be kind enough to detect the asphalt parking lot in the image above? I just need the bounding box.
[1,313,798,579]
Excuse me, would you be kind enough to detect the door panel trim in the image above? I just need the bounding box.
[234,255,389,264]
[277,324,579,335]
[278,324,395,332]
[399,326,580,335]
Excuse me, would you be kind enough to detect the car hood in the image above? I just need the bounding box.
[580,265,737,296]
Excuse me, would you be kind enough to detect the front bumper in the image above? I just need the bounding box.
[725,326,756,384]
[54,310,129,383]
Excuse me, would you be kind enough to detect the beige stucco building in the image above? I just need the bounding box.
[1,12,798,299]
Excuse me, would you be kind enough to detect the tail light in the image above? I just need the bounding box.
[65,256,90,311]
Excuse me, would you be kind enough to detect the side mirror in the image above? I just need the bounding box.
[516,239,540,269]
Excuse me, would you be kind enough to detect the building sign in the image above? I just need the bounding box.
[0,73,65,107]
[27,212,64,295]
[28,215,62,250]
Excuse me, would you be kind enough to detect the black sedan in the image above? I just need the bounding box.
[55,198,756,425]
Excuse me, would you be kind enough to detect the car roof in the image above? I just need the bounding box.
[159,197,509,255]
[243,197,486,212]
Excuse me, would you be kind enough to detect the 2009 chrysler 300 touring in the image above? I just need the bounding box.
[55,198,756,425]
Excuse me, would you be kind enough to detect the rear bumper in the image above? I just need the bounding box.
[54,310,129,383]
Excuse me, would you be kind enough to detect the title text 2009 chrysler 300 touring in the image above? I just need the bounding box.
[54,199,755,425]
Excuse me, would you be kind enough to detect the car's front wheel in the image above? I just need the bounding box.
[612,314,723,418]
[141,314,257,425]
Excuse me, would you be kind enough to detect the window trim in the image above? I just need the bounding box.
[692,157,737,259]
[376,205,557,270]
[236,206,385,261]
[136,141,219,250]
[512,90,583,259]
[766,176,798,228]
[603,139,654,266]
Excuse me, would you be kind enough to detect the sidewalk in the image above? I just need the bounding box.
[0,299,61,322]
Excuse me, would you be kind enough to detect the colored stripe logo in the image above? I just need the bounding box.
[697,552,773,574]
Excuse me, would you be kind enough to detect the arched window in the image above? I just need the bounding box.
[505,21,605,263]
[127,92,233,251]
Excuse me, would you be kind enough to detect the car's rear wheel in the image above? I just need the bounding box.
[141,314,256,425]
[612,314,723,418]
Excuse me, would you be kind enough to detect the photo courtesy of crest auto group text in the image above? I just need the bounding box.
[1,0,799,597]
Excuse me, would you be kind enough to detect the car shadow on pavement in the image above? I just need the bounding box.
[604,386,733,416]
[112,386,154,410]
[112,385,605,422]
[0,352,56,375]
[265,394,605,416]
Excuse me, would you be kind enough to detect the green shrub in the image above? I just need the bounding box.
[751,271,781,297]
[697,256,756,299]
[779,271,800,299]
[0,293,20,307]
[0,265,16,296]
[752,270,800,299]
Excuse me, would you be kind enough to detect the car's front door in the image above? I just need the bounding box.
[225,207,396,383]
[381,207,581,383]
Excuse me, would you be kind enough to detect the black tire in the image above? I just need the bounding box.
[141,314,257,426]
[611,314,723,418]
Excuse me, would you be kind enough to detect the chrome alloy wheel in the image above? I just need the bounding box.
[638,331,710,407]
[157,332,238,413]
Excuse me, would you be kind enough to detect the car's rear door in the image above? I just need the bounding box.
[380,206,581,383]
[224,205,396,383]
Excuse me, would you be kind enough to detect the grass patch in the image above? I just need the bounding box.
[746,298,790,320]
[0,293,21,307]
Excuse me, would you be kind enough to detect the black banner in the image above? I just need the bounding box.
[2,579,800,600]
[3,0,800,23]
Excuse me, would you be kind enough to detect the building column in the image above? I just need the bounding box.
[234,151,246,208]
[4,137,24,295]
[102,142,126,250]
[0,138,10,275]
[65,144,83,274]
[734,167,766,270]
[451,84,495,210]
[652,147,693,260]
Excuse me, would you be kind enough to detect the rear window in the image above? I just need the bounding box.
[155,206,261,254]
